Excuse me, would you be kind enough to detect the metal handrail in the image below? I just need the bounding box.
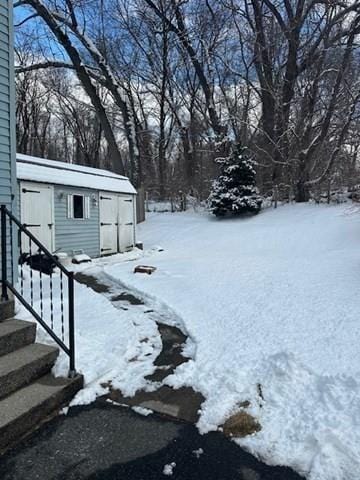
[0,205,76,377]
[3,207,70,274]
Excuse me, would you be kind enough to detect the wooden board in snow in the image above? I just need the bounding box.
[134,265,157,275]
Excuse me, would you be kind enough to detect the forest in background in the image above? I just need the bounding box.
[14,0,360,203]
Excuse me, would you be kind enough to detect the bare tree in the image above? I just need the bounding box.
[15,0,126,174]
[14,0,360,201]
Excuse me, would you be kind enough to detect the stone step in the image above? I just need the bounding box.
[0,343,59,400]
[0,373,83,453]
[0,320,36,357]
[0,300,15,322]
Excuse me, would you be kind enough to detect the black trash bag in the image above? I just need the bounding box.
[19,252,58,275]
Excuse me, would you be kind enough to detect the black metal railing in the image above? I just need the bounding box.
[0,205,76,377]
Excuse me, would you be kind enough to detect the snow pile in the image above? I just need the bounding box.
[192,448,204,458]
[72,253,91,264]
[163,462,176,476]
[16,266,161,403]
[71,248,144,270]
[239,353,360,480]
[104,204,360,480]
[132,406,153,416]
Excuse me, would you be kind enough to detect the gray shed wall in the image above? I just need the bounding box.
[53,185,100,258]
[18,182,101,258]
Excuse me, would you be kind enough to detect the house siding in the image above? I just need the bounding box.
[0,3,17,282]
[0,3,15,207]
[53,185,100,258]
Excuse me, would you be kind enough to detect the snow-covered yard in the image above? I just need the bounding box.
[17,203,360,480]
[104,204,360,480]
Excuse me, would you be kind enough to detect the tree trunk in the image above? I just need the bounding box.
[295,181,310,203]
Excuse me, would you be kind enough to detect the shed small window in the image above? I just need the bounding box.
[67,194,90,219]
[73,195,84,218]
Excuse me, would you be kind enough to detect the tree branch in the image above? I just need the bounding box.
[15,61,75,73]
[14,13,39,27]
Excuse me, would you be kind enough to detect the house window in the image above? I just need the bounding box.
[67,194,90,219]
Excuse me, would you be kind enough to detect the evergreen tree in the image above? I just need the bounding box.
[208,144,262,216]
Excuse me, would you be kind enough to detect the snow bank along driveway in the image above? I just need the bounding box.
[104,204,360,480]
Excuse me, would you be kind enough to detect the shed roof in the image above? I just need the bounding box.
[16,154,137,195]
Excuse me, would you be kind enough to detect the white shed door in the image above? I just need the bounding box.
[99,192,118,255]
[20,182,54,253]
[118,195,135,252]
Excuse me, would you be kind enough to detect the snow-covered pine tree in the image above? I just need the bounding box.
[208,143,262,216]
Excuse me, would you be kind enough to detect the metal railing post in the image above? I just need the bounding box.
[68,271,76,377]
[1,205,9,301]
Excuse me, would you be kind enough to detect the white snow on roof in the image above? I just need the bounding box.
[16,154,137,195]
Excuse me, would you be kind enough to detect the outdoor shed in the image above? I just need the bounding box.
[16,154,137,258]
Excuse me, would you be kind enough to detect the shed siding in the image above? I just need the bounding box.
[0,3,17,282]
[53,186,100,258]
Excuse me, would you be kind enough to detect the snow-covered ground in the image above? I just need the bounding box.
[16,265,162,403]
[16,203,360,479]
[103,204,360,480]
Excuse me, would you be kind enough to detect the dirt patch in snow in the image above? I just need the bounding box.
[110,292,145,305]
[74,272,111,294]
[223,411,261,438]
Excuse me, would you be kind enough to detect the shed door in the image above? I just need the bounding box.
[119,195,135,252]
[20,182,54,253]
[99,192,118,255]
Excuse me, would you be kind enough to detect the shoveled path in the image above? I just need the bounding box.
[75,270,205,423]
[0,400,304,480]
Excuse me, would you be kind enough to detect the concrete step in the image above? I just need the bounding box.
[0,373,83,453]
[0,320,36,357]
[0,343,59,400]
[0,300,15,322]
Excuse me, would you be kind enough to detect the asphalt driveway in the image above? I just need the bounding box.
[0,400,304,480]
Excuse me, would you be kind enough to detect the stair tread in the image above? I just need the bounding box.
[0,373,80,428]
[0,319,35,337]
[0,343,59,377]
